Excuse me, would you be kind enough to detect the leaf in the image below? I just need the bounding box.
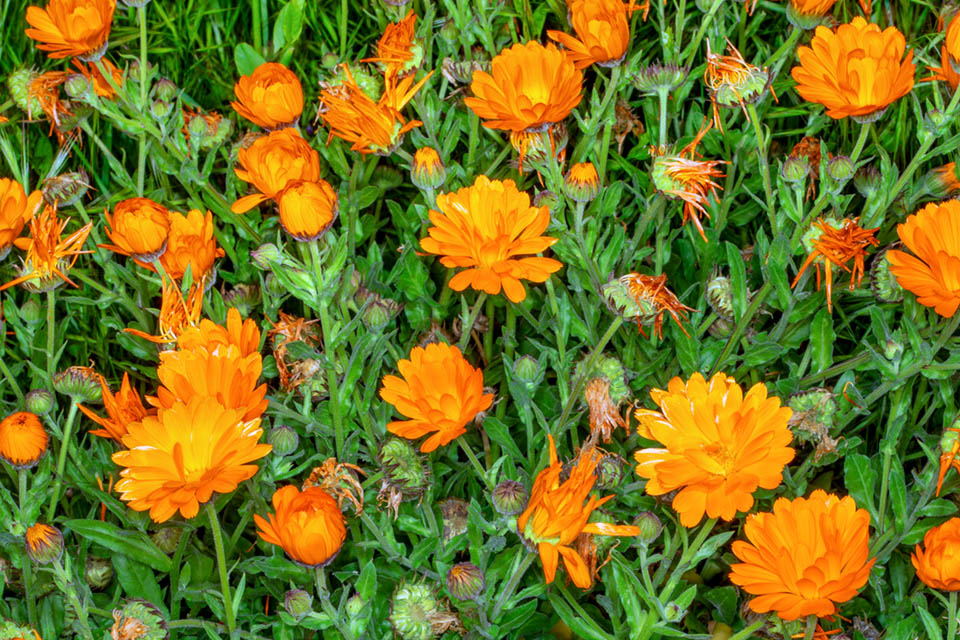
[66,520,171,572]
[483,416,523,462]
[725,242,747,320]
[888,453,908,532]
[548,593,615,640]
[742,342,785,367]
[234,42,266,76]
[356,562,377,600]
[609,557,645,631]
[113,555,167,616]
[272,0,305,54]
[843,453,877,519]
[810,309,835,373]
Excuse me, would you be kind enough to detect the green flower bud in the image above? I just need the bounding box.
[564,163,600,203]
[853,166,880,199]
[634,511,663,544]
[663,602,684,622]
[788,388,837,432]
[0,620,41,640]
[870,247,904,304]
[706,275,735,320]
[25,523,63,565]
[267,425,299,457]
[707,315,734,338]
[362,296,402,332]
[447,563,484,601]
[63,74,91,100]
[439,498,468,542]
[18,298,43,325]
[512,355,542,387]
[154,78,177,102]
[150,527,183,555]
[53,366,104,404]
[110,600,168,640]
[632,63,689,96]
[346,595,365,617]
[186,113,209,142]
[251,243,283,270]
[781,155,810,184]
[25,389,55,415]
[492,479,528,516]
[42,171,90,208]
[284,589,313,621]
[438,20,458,45]
[85,556,114,590]
[222,283,260,316]
[151,100,173,120]
[8,69,42,116]
[533,190,559,211]
[389,583,439,640]
[824,156,855,193]
[380,438,431,499]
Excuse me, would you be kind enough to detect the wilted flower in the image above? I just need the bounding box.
[124,277,205,345]
[255,485,346,567]
[584,377,627,443]
[303,458,366,514]
[1,203,92,292]
[378,437,431,517]
[792,217,879,312]
[604,272,694,339]
[277,180,338,241]
[110,600,168,640]
[231,128,321,213]
[78,373,153,442]
[0,411,48,468]
[887,200,960,316]
[0,178,43,260]
[25,0,115,61]
[547,0,638,69]
[24,523,63,564]
[703,41,772,131]
[100,197,170,261]
[362,10,424,76]
[231,62,303,129]
[912,517,960,590]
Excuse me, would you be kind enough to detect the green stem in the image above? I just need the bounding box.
[136,3,148,195]
[52,559,94,640]
[483,295,495,366]
[45,289,56,384]
[458,293,487,352]
[458,437,493,491]
[339,0,348,58]
[251,0,262,53]
[19,470,37,626]
[729,621,765,640]
[309,241,345,458]
[0,355,24,406]
[315,567,353,639]
[46,402,78,520]
[948,590,958,640]
[554,317,624,435]
[657,88,669,148]
[803,615,817,640]
[169,528,192,621]
[682,0,723,69]
[746,103,775,233]
[763,26,801,70]
[359,512,441,579]
[490,550,535,620]
[206,502,236,636]
[710,281,772,376]
[850,121,872,164]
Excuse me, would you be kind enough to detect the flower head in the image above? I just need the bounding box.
[135,209,224,283]
[78,373,153,442]
[25,0,115,60]
[585,378,627,443]
[100,197,170,261]
[465,41,583,133]
[564,162,600,202]
[791,17,915,121]
[0,411,48,468]
[362,10,423,76]
[547,0,638,69]
[124,277,205,345]
[729,489,875,620]
[277,180,338,241]
[605,272,694,338]
[379,342,494,452]
[419,176,564,302]
[254,485,347,567]
[948,14,960,69]
[231,62,304,129]
[912,517,960,591]
[25,523,63,564]
[0,178,43,259]
[1,203,92,292]
[792,217,879,312]
[786,0,838,29]
[411,147,446,190]
[924,44,960,91]
[703,41,772,131]
[176,307,261,357]
[231,129,321,213]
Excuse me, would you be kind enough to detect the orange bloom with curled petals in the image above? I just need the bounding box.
[255,485,347,567]
[25,0,115,61]
[232,128,321,213]
[419,176,564,303]
[791,17,915,120]
[0,178,43,257]
[948,14,960,67]
[0,411,48,468]
[729,490,875,620]
[792,217,879,312]
[912,517,960,591]
[465,41,583,133]
[547,0,637,69]
[362,10,423,76]
[72,58,122,98]
[78,373,153,442]
[925,44,960,91]
[1,203,92,293]
[124,277,205,345]
[379,342,494,452]
[518,436,640,589]
[231,62,304,129]
[135,209,224,283]
[177,308,262,357]
[634,372,795,527]
[100,197,170,261]
[277,180,339,241]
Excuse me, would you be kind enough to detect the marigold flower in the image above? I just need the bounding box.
[135,209,224,283]
[887,200,960,317]
[24,70,74,144]
[411,147,446,190]
[100,197,170,261]
[24,523,63,564]
[912,517,960,590]
[254,485,347,567]
[112,396,272,522]
[703,42,773,132]
[379,342,494,452]
[0,178,43,259]
[25,0,115,61]
[585,378,627,443]
[465,41,583,133]
[564,162,600,202]
[78,372,153,442]
[419,176,564,302]
[518,436,640,588]
[791,17,915,121]
[792,217,879,312]
[609,272,694,338]
[124,277,205,344]
[277,180,338,242]
[948,14,960,68]
[362,10,423,76]
[232,128,321,213]
[1,203,92,293]
[0,411,48,468]
[177,307,261,357]
[729,489,875,620]
[546,0,637,69]
[633,373,794,527]
[924,44,960,91]
[231,62,304,129]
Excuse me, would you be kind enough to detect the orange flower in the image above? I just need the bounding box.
[792,217,879,312]
[72,57,122,98]
[0,203,92,292]
[419,176,564,303]
[379,342,494,452]
[0,411,48,468]
[277,180,338,241]
[465,41,583,133]
[791,17,915,120]
[100,197,170,261]
[585,378,627,443]
[112,396,271,522]
[231,62,304,129]
[616,272,694,338]
[912,517,960,591]
[362,10,423,76]
[547,0,636,69]
[633,372,795,527]
[729,490,875,620]
[887,200,960,317]
[0,178,43,258]
[924,44,960,91]
[786,0,838,28]
[254,485,347,567]
[948,14,960,67]
[564,162,600,202]
[78,373,153,442]
[518,436,640,588]
[176,307,261,358]
[124,277,205,344]
[232,129,321,213]
[703,42,773,132]
[24,523,63,564]
[411,146,446,190]
[25,0,115,61]
[134,209,224,283]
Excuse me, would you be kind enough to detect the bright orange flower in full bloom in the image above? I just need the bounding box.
[78,373,153,442]
[547,0,637,69]
[0,411,48,468]
[112,397,272,522]
[232,128,321,213]
[912,517,960,591]
[729,490,875,620]
[633,373,795,527]
[791,17,915,121]
[419,176,564,303]
[135,209,224,283]
[0,178,43,258]
[1,203,92,292]
[887,200,960,317]
[277,180,339,241]
[25,0,115,61]
[792,217,879,312]
[518,436,640,588]
[379,342,494,452]
[362,10,423,76]
[465,41,583,133]
[255,485,347,567]
[231,62,304,129]
[100,197,170,261]
[176,308,262,358]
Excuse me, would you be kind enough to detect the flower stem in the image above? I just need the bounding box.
[459,437,493,491]
[136,3,149,196]
[458,292,487,352]
[554,317,624,435]
[358,512,441,579]
[657,88,669,148]
[0,354,24,406]
[803,615,817,640]
[315,567,353,639]
[51,558,94,640]
[746,103,775,233]
[850,121,872,164]
[19,469,37,626]
[309,240,345,458]
[45,288,56,385]
[46,401,79,521]
[490,550,535,621]
[709,281,772,376]
[206,501,237,636]
[948,590,958,640]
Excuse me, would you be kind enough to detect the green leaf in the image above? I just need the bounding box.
[725,242,747,320]
[810,308,835,373]
[356,562,377,600]
[843,453,877,518]
[66,519,171,572]
[483,416,523,462]
[234,42,266,76]
[742,342,785,367]
[272,0,305,53]
[888,453,908,532]
[548,592,615,640]
[609,558,644,631]
[113,555,166,615]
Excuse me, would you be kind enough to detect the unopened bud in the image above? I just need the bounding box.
[151,100,173,120]
[492,479,528,515]
[53,366,104,404]
[512,355,541,387]
[284,589,313,620]
[781,155,810,184]
[268,425,299,457]
[411,147,446,191]
[564,163,600,203]
[634,511,663,544]
[446,562,485,601]
[150,527,183,554]
[154,78,177,102]
[25,389,55,415]
[824,156,855,192]
[251,243,283,270]
[85,556,114,590]
[63,74,91,100]
[25,523,63,565]
[389,583,439,640]
[19,299,43,325]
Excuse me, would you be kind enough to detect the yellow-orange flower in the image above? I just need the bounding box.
[792,217,879,312]
[788,0,837,16]
[729,490,875,620]
[465,41,583,133]
[518,436,640,588]
[0,178,43,258]
[124,277,205,345]
[886,200,960,317]
[925,44,960,91]
[176,307,261,358]
[25,0,115,60]
[791,17,915,120]
[255,485,347,567]
[419,176,564,303]
[564,162,600,202]
[547,0,636,69]
[72,57,122,98]
[0,411,48,468]
[362,10,423,76]
[232,128,321,213]
[100,197,170,261]
[379,342,494,452]
[277,180,338,241]
[912,517,960,591]
[948,14,960,68]
[634,372,795,527]
[112,397,272,522]
[78,373,153,442]
[231,62,304,129]
[24,523,63,564]
[135,209,224,282]
[411,146,446,190]
[0,203,92,292]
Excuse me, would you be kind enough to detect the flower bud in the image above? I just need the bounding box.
[8,69,43,116]
[154,78,177,102]
[870,247,904,304]
[512,355,541,387]
[632,63,689,96]
[346,594,365,617]
[42,171,90,208]
[705,275,734,320]
[634,511,663,544]
[785,0,831,30]
[63,74,91,100]
[251,243,283,270]
[150,100,173,120]
[222,284,260,316]
[25,523,63,565]
[268,425,300,457]
[781,155,810,184]
[25,389,55,416]
[707,315,734,338]
[439,498,468,542]
[186,113,209,142]
[150,527,182,554]
[284,589,313,620]
[663,602,684,622]
[53,366,104,404]
[853,166,880,199]
[411,147,446,191]
[533,190,559,210]
[85,556,114,590]
[564,162,600,203]
[111,600,168,640]
[492,479,528,515]
[824,155,855,192]
[19,299,43,325]
[389,583,439,640]
[361,296,402,332]
[447,562,485,601]
[0,621,41,640]
[380,438,431,499]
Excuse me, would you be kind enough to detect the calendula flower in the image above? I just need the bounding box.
[948,14,960,68]
[78,373,153,442]
[0,411,48,468]
[135,209,224,283]
[0,178,43,260]
[25,0,116,61]
[411,147,446,190]
[518,436,640,588]
[379,342,494,452]
[232,128,321,213]
[605,272,694,338]
[0,203,92,292]
[277,180,338,242]
[177,307,261,358]
[24,70,74,144]
[231,62,304,129]
[564,162,600,202]
[112,396,272,522]
[254,485,347,567]
[791,17,915,121]
[924,43,960,90]
[124,277,205,344]
[912,517,960,590]
[793,217,879,312]
[633,373,795,527]
[100,197,170,261]
[546,0,638,69]
[729,490,875,620]
[24,523,63,564]
[465,41,583,133]
[703,41,773,132]
[786,0,838,29]
[419,176,564,302]
[887,200,960,317]
[362,10,423,76]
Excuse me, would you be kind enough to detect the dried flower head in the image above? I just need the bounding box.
[303,458,366,514]
[266,311,320,391]
[231,62,303,129]
[547,0,638,69]
[232,128,321,213]
[585,378,628,443]
[792,217,879,312]
[255,485,347,567]
[25,0,116,61]
[100,197,170,261]
[0,411,48,468]
[703,41,773,132]
[362,10,424,76]
[608,272,694,338]
[1,203,92,293]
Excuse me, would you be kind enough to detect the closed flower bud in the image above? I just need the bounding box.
[447,562,484,600]
[345,594,365,617]
[533,190,559,210]
[362,296,402,331]
[634,511,663,544]
[824,156,855,192]
[512,355,541,387]
[439,498,468,542]
[267,425,299,457]
[63,74,91,100]
[53,366,104,404]
[853,166,880,199]
[706,275,735,320]
[150,100,172,120]
[632,63,689,96]
[42,171,90,208]
[186,113,209,141]
[380,438,431,498]
[19,298,43,325]
[85,556,114,590]
[154,78,177,102]
[870,247,904,304]
[595,354,629,404]
[110,600,168,640]
[150,527,182,554]
[781,155,810,184]
[25,523,63,565]
[284,589,313,620]
[222,283,261,316]
[250,243,283,270]
[8,69,43,116]
[389,583,439,640]
[708,315,734,338]
[411,147,446,190]
[25,389,55,415]
[492,479,528,515]
[277,180,338,242]
[663,602,684,622]
[564,162,600,203]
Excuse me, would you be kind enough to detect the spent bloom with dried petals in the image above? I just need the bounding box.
[232,128,321,213]
[0,411,48,468]
[605,272,694,338]
[25,0,116,61]
[792,217,879,312]
[78,373,153,442]
[255,485,347,567]
[1,203,92,293]
[100,197,170,261]
[703,41,773,132]
[912,517,960,590]
[547,0,638,69]
[124,277,205,345]
[231,62,303,129]
[0,178,43,260]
